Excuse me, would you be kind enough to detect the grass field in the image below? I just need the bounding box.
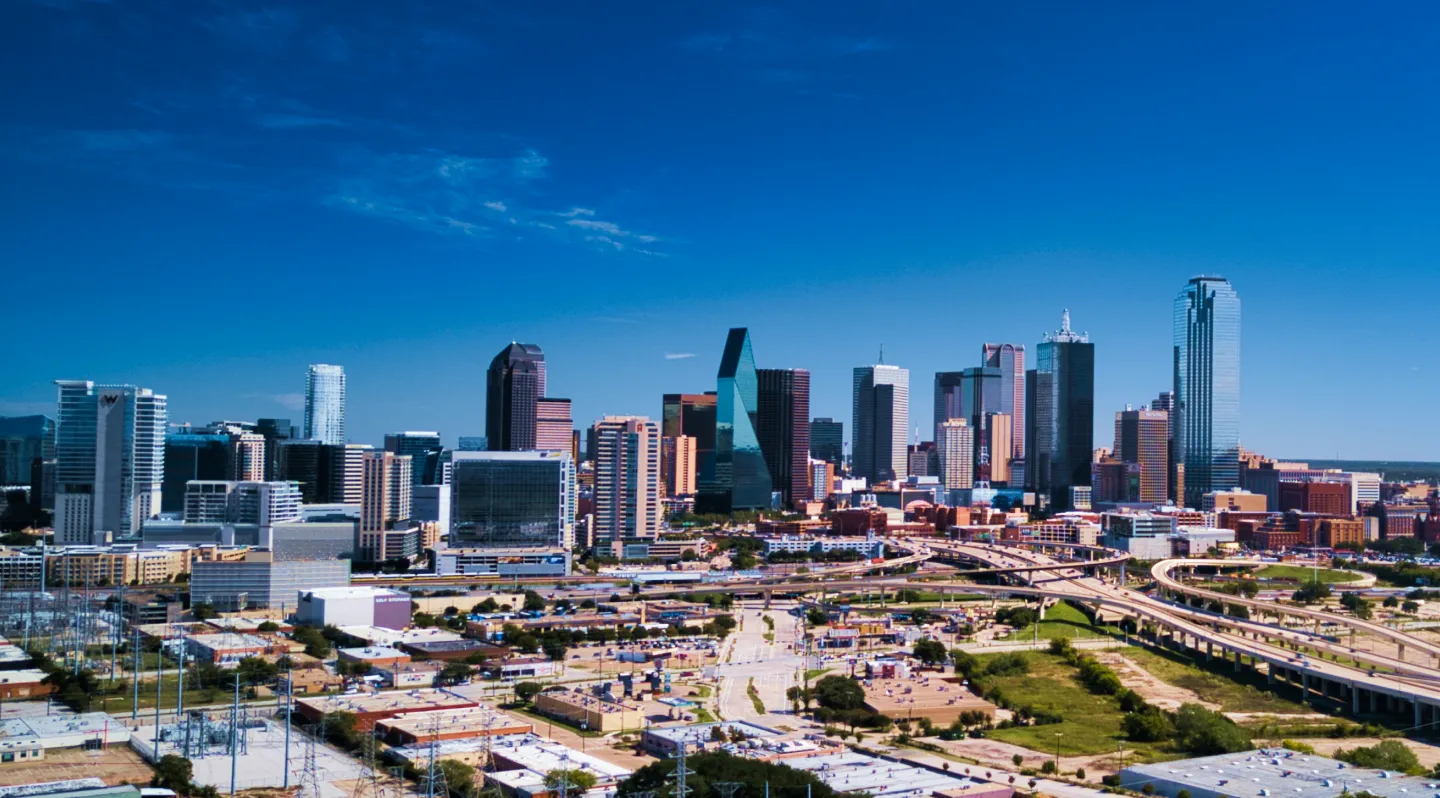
[805,668,831,681]
[693,706,717,723]
[978,651,1168,760]
[999,601,1121,641]
[1117,648,1310,715]
[1253,565,1362,583]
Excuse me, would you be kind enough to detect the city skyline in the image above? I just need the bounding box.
[4,3,1438,459]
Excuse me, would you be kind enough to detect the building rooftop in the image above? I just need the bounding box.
[339,646,410,661]
[0,669,47,686]
[0,646,34,665]
[301,586,407,600]
[0,712,124,741]
[1122,748,1440,798]
[492,736,632,782]
[782,750,982,798]
[376,706,533,740]
[187,632,270,650]
[538,689,643,714]
[296,689,475,717]
[644,720,778,745]
[339,625,463,647]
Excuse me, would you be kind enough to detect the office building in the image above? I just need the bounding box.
[304,364,346,445]
[1114,408,1169,504]
[53,381,167,544]
[162,423,266,512]
[190,555,350,611]
[756,368,811,508]
[983,412,1012,484]
[699,328,772,511]
[457,436,487,452]
[907,443,934,478]
[360,451,413,561]
[323,443,369,505]
[486,342,545,451]
[591,417,663,544]
[1148,391,1182,503]
[384,432,443,487]
[660,435,696,497]
[662,392,716,486]
[808,418,843,466]
[448,450,574,551]
[535,398,573,453]
[0,415,53,487]
[1030,311,1095,509]
[932,372,965,434]
[852,364,909,483]
[254,418,297,481]
[809,459,835,502]
[1174,276,1241,506]
[1202,489,1267,512]
[982,342,1026,463]
[936,419,974,491]
[1279,481,1349,517]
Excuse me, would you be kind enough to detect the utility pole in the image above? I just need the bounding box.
[130,624,140,721]
[283,660,293,789]
[230,673,240,797]
[153,630,164,734]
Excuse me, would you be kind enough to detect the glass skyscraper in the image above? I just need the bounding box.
[486,343,544,452]
[1174,276,1241,507]
[699,328,772,512]
[384,431,444,486]
[852,364,909,483]
[756,368,811,509]
[304,364,346,445]
[808,418,843,466]
[982,343,1026,462]
[53,381,166,544]
[449,451,574,551]
[1032,311,1094,509]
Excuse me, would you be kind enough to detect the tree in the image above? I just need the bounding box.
[1173,704,1251,755]
[812,675,865,711]
[191,602,218,621]
[1383,595,1400,608]
[523,590,547,612]
[236,656,277,685]
[913,639,948,667]
[1012,754,1024,767]
[438,759,477,798]
[1402,600,1421,614]
[579,598,597,609]
[1292,582,1332,604]
[1335,740,1423,775]
[950,649,978,678]
[544,770,599,793]
[541,636,569,661]
[712,614,737,636]
[616,752,841,798]
[473,597,499,614]
[806,607,828,627]
[257,621,280,633]
[292,626,332,658]
[1123,708,1172,742]
[515,681,545,703]
[322,711,360,749]
[153,754,194,792]
[437,662,472,686]
[514,634,539,653]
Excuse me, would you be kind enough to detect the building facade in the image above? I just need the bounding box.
[852,364,909,484]
[535,398,573,454]
[699,328,772,511]
[360,451,413,561]
[660,435,696,497]
[1031,311,1095,509]
[808,418,843,466]
[756,368,810,508]
[449,450,574,556]
[936,419,974,491]
[486,343,545,452]
[304,364,346,445]
[982,343,1026,464]
[54,381,167,545]
[591,417,662,544]
[384,432,443,487]
[1114,408,1169,505]
[1174,276,1241,507]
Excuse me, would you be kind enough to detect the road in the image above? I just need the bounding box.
[714,601,807,725]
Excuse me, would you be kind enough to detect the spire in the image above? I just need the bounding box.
[1061,309,1071,334]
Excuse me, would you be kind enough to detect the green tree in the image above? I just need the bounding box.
[153,754,194,792]
[515,681,545,703]
[523,591,547,612]
[806,607,828,626]
[1383,595,1400,608]
[812,675,865,711]
[292,626,332,658]
[473,597,499,614]
[514,634,539,653]
[712,614,737,636]
[1335,740,1423,775]
[1402,600,1421,614]
[438,662,473,685]
[1173,704,1251,755]
[1123,708,1172,742]
[236,656,277,685]
[950,648,978,678]
[322,711,360,749]
[616,752,840,798]
[913,638,948,666]
[1292,582,1332,604]
[256,621,280,633]
[438,759,477,798]
[544,770,599,793]
[541,636,569,661]
[191,602,218,620]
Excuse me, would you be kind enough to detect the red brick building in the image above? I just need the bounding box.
[832,508,888,536]
[1279,482,1350,516]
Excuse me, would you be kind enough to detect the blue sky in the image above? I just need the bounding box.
[2,1,1437,460]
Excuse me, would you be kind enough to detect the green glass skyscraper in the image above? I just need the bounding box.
[698,328,772,512]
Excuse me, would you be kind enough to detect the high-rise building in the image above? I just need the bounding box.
[255,418,297,481]
[591,416,663,544]
[53,381,167,544]
[1174,276,1241,507]
[162,428,232,513]
[756,368,811,508]
[448,451,574,553]
[933,372,965,432]
[457,436,488,452]
[276,439,323,502]
[662,393,717,480]
[808,418,843,466]
[0,415,53,486]
[1114,408,1169,505]
[384,432,443,487]
[323,444,369,506]
[486,343,544,452]
[984,412,1013,484]
[699,329,772,512]
[907,443,935,478]
[535,398,574,453]
[304,364,346,445]
[661,435,696,497]
[936,419,974,491]
[982,343,1026,463]
[852,365,909,483]
[809,459,835,502]
[360,451,413,561]
[1032,311,1095,509]
[1148,391,1181,503]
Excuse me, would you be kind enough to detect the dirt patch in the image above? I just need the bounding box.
[919,735,1128,776]
[1096,651,1219,712]
[1287,737,1440,768]
[0,746,154,788]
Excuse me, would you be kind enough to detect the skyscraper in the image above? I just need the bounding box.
[661,435,696,497]
[1114,408,1169,505]
[0,415,52,486]
[1174,276,1241,507]
[1149,391,1182,503]
[1032,311,1095,509]
[933,371,965,433]
[360,451,413,561]
[982,343,1026,463]
[591,416,663,544]
[984,412,1013,485]
[756,368,811,508]
[699,328,772,512]
[535,398,574,453]
[852,364,909,483]
[936,419,974,491]
[808,418,843,466]
[304,364,346,445]
[486,343,544,452]
[384,431,443,487]
[54,381,167,544]
[448,451,574,552]
[664,393,717,493]
[255,418,296,481]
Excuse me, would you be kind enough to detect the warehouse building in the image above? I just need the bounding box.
[532,688,645,733]
[294,689,477,730]
[641,721,778,757]
[1120,749,1440,798]
[375,706,532,745]
[296,586,412,629]
[374,661,445,688]
[190,555,350,611]
[0,713,131,755]
[337,646,411,670]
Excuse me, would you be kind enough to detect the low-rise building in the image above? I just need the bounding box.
[294,689,477,730]
[0,669,50,700]
[375,706,533,744]
[337,646,411,670]
[185,633,274,666]
[481,657,557,681]
[532,688,645,733]
[640,720,779,757]
[296,586,412,629]
[862,674,996,725]
[278,667,343,695]
[1121,747,1432,798]
[374,661,445,689]
[0,712,131,751]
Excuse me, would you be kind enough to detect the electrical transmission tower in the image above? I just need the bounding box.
[352,727,387,798]
[297,718,324,798]
[667,743,693,798]
[423,714,450,798]
[715,783,744,798]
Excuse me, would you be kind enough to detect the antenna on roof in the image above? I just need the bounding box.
[878,344,884,365]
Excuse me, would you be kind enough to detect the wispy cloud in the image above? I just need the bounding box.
[664,353,696,360]
[565,217,663,254]
[244,392,305,411]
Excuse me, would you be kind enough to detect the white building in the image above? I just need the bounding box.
[852,365,909,483]
[295,586,412,629]
[54,381,167,544]
[591,416,662,545]
[304,364,346,445]
[936,419,974,490]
